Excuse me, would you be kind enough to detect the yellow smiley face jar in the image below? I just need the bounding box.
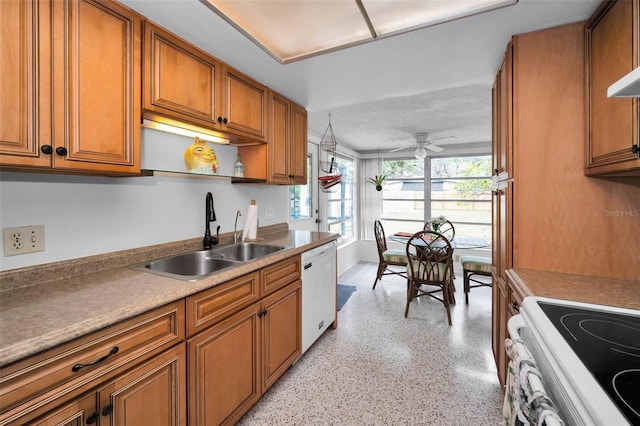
[184,137,218,174]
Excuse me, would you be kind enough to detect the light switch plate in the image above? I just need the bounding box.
[264,208,274,220]
[3,225,45,256]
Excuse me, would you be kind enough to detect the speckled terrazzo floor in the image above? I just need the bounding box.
[238,261,504,425]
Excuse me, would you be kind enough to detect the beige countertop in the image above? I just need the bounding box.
[507,268,640,310]
[0,229,338,366]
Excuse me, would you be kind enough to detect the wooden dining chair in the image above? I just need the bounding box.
[404,230,455,325]
[373,220,407,289]
[424,218,456,280]
[461,255,492,304]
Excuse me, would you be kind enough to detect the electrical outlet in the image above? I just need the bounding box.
[264,208,274,220]
[3,225,45,256]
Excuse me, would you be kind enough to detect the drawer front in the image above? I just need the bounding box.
[260,256,301,296]
[186,271,260,336]
[0,301,185,422]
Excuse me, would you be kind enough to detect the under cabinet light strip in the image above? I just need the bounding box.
[142,119,230,145]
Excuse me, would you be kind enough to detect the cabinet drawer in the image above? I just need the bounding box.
[0,301,184,422]
[260,256,301,296]
[186,271,260,336]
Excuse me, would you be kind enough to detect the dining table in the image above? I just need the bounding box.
[388,232,489,249]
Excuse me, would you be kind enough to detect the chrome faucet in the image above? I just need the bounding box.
[203,192,219,249]
[234,210,242,244]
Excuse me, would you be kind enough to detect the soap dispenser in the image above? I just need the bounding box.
[234,154,245,177]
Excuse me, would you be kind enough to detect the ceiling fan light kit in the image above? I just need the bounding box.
[414,145,428,160]
[390,132,456,159]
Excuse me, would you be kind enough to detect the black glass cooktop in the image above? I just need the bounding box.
[539,302,640,426]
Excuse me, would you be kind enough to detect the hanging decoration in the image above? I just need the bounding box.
[367,174,386,191]
[318,113,342,192]
[367,148,385,191]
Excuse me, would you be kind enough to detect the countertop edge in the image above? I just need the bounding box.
[506,268,640,310]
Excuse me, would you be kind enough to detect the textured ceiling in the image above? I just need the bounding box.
[121,0,601,155]
[308,85,492,154]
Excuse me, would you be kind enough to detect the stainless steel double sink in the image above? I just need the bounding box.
[130,242,285,282]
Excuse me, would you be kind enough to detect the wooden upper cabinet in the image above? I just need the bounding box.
[53,0,141,173]
[0,0,142,175]
[220,66,268,142]
[143,21,268,143]
[493,43,513,180]
[237,91,308,184]
[586,0,640,176]
[290,102,308,184]
[143,21,222,128]
[0,0,51,168]
[267,91,292,183]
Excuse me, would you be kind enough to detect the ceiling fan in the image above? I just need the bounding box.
[390,132,458,159]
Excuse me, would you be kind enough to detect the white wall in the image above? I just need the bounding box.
[0,132,289,271]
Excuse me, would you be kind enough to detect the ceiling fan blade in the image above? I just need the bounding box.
[425,135,458,143]
[425,144,445,152]
[389,145,413,152]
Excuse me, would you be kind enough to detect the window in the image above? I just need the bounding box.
[380,159,424,235]
[431,156,492,241]
[290,154,313,219]
[379,155,491,241]
[326,154,354,242]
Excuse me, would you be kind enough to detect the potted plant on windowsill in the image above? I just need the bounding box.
[367,175,386,191]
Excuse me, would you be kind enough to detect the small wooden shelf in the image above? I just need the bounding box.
[141,169,266,183]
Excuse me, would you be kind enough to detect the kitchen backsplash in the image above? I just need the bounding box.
[0,132,288,271]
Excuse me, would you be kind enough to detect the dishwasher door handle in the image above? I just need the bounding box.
[304,262,312,270]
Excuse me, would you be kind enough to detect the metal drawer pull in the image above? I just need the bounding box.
[72,346,119,372]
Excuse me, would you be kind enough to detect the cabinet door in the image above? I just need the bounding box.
[491,179,511,388]
[143,21,222,129]
[28,393,97,426]
[586,0,639,175]
[498,181,512,286]
[100,344,187,426]
[51,0,140,174]
[268,92,291,183]
[289,102,308,184]
[220,66,268,142]
[188,304,261,426]
[0,0,52,168]
[498,43,513,179]
[261,279,301,392]
[492,278,509,388]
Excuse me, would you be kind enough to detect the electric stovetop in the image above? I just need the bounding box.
[538,302,640,425]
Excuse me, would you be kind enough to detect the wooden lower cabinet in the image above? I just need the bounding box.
[261,279,302,392]
[2,256,304,426]
[23,344,187,426]
[28,394,96,426]
[188,279,301,426]
[188,304,261,426]
[491,276,509,387]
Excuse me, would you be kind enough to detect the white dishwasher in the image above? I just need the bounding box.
[301,240,337,354]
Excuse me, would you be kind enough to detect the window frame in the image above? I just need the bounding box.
[326,153,355,244]
[378,155,492,240]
